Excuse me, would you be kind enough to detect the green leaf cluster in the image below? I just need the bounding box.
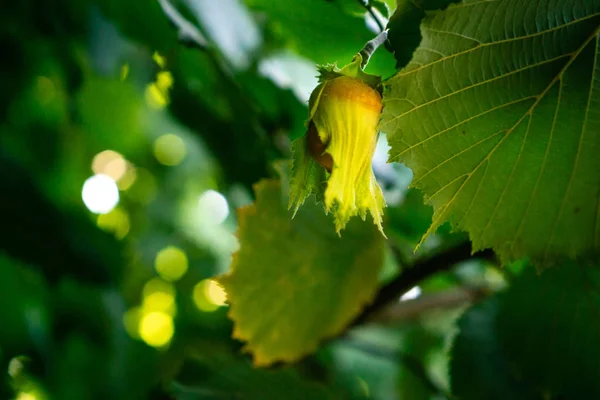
[3,0,600,398]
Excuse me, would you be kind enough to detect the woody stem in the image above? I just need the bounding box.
[359,29,389,69]
[357,0,386,32]
[350,241,496,326]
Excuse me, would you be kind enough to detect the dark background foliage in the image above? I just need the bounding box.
[1,0,598,399]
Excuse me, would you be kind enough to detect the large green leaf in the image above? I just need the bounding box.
[497,262,600,398]
[450,297,541,400]
[386,0,458,68]
[451,262,600,399]
[380,0,600,264]
[219,179,385,366]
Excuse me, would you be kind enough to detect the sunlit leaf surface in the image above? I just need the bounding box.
[220,179,384,366]
[381,0,600,263]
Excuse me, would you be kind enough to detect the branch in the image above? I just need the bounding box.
[351,242,496,326]
[358,29,389,68]
[158,0,209,50]
[358,0,386,32]
[370,285,490,324]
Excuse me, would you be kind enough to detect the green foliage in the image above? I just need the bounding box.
[497,262,600,398]
[381,0,600,264]
[244,0,396,77]
[386,0,458,68]
[451,298,541,400]
[173,341,339,400]
[219,178,384,366]
[77,78,145,154]
[3,0,600,398]
[452,262,600,399]
[0,255,48,353]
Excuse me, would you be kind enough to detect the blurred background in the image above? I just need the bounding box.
[0,0,506,399]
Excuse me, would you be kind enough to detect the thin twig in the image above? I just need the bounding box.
[289,243,495,368]
[358,0,386,32]
[351,242,496,327]
[358,29,389,68]
[371,285,490,324]
[158,0,209,50]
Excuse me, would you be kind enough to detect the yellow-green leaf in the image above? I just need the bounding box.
[219,179,384,366]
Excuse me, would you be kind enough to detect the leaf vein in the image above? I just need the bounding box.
[391,96,535,161]
[382,53,570,128]
[412,129,506,186]
[425,173,469,204]
[544,29,600,261]
[510,80,562,257]
[479,112,534,242]
[415,23,599,248]
[451,0,500,10]
[422,27,482,44]
[393,11,600,79]
[419,46,447,57]
[384,97,418,107]
[455,155,491,229]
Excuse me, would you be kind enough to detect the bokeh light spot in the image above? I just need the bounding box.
[156,71,173,91]
[8,356,26,378]
[82,174,119,214]
[139,311,174,348]
[92,150,121,175]
[145,83,168,109]
[142,278,176,316]
[145,69,173,109]
[144,291,176,316]
[92,150,132,182]
[198,190,230,225]
[143,278,175,298]
[153,134,186,166]
[117,165,137,190]
[153,51,166,68]
[206,279,227,305]
[16,393,37,400]
[104,157,127,181]
[97,207,130,239]
[193,279,227,312]
[155,247,188,282]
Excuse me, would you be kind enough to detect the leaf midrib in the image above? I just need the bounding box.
[544,28,600,259]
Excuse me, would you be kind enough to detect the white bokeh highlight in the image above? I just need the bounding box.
[258,51,318,103]
[197,190,229,225]
[82,174,120,214]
